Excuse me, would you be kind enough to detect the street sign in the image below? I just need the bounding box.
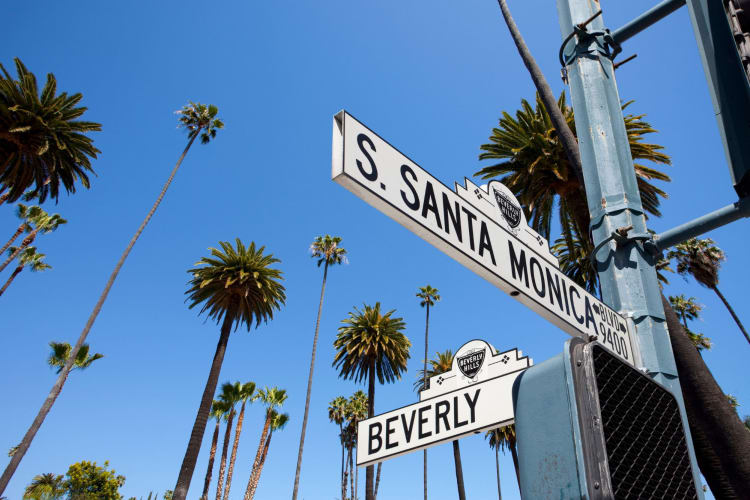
[357,340,531,467]
[332,111,635,366]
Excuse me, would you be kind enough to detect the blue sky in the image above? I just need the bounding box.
[2,1,747,499]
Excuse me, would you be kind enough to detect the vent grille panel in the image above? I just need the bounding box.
[592,346,697,499]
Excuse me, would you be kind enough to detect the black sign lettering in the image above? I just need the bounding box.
[356,133,378,181]
[421,181,442,229]
[418,406,432,439]
[461,206,477,251]
[442,192,462,242]
[508,241,529,288]
[453,396,468,428]
[401,410,416,442]
[369,422,382,454]
[400,165,419,210]
[478,221,496,266]
[385,416,399,450]
[465,389,480,423]
[435,400,451,434]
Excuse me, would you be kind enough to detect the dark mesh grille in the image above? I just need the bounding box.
[592,346,697,499]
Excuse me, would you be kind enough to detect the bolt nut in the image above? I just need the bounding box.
[594,481,600,489]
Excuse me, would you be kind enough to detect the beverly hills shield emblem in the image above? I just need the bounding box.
[457,348,486,379]
[493,188,522,229]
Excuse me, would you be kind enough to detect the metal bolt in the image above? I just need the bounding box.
[594,481,600,489]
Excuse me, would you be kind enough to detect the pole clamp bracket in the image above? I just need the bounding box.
[589,225,657,270]
[559,9,623,82]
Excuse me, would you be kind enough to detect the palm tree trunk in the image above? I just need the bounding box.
[0,265,23,297]
[495,0,584,188]
[340,422,346,500]
[509,440,520,490]
[355,462,359,500]
[215,410,235,500]
[0,228,37,274]
[373,462,382,499]
[244,412,272,500]
[0,191,8,207]
[366,361,375,500]
[223,401,247,500]
[452,441,466,500]
[0,223,27,257]
[201,420,221,500]
[292,261,329,500]
[662,294,750,496]
[0,132,201,498]
[249,429,274,499]
[343,456,350,500]
[495,447,502,500]
[349,446,355,500]
[423,304,429,500]
[712,285,750,345]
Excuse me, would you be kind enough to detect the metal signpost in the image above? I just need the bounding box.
[357,340,531,468]
[332,111,635,366]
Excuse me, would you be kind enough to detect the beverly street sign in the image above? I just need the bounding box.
[357,340,531,467]
[332,111,636,366]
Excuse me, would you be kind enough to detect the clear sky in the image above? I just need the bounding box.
[2,1,747,499]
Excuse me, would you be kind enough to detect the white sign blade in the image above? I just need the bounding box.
[332,111,635,365]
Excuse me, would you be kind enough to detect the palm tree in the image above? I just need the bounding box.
[244,387,288,500]
[22,473,65,500]
[223,382,256,500]
[0,204,42,256]
[47,341,102,373]
[486,425,519,497]
[415,285,439,500]
[345,390,368,500]
[413,350,466,500]
[200,400,228,500]
[669,295,711,351]
[0,57,101,205]
[292,235,347,500]
[173,239,285,500]
[0,246,51,297]
[253,410,289,494]
[328,396,348,500]
[215,383,240,500]
[333,303,410,500]
[0,210,65,274]
[668,238,749,346]
[0,102,224,496]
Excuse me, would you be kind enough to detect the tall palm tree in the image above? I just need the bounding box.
[253,410,289,494]
[669,295,711,351]
[0,210,65,274]
[333,302,410,500]
[486,425,519,494]
[0,58,101,205]
[345,390,368,500]
[223,382,256,500]
[21,473,65,500]
[328,395,348,500]
[0,204,42,256]
[668,238,749,346]
[415,285,439,500]
[0,246,51,297]
[292,235,347,500]
[414,350,466,500]
[173,239,285,500]
[244,387,288,500]
[200,400,228,500]
[47,341,102,373]
[0,102,224,496]
[215,383,241,500]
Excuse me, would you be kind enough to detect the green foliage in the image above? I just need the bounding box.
[486,425,516,453]
[22,473,65,500]
[0,57,101,204]
[333,302,411,385]
[47,341,103,374]
[255,386,288,416]
[414,350,454,391]
[185,239,286,330]
[669,295,711,351]
[668,238,725,289]
[64,460,125,499]
[310,234,347,268]
[727,394,739,413]
[416,285,440,308]
[176,102,223,145]
[8,245,51,272]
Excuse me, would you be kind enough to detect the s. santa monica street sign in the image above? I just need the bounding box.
[357,340,531,467]
[332,111,635,365]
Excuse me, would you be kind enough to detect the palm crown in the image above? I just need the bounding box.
[333,302,410,385]
[0,58,101,204]
[186,239,286,330]
[8,246,51,272]
[176,102,224,145]
[310,235,348,268]
[47,342,103,374]
[256,387,288,415]
[416,285,440,308]
[22,472,65,500]
[414,350,454,391]
[668,238,724,288]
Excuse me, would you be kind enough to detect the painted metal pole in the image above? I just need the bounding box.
[555,0,704,494]
[611,0,686,44]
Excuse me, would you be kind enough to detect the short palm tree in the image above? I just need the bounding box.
[215,383,241,500]
[0,103,224,496]
[201,400,228,500]
[0,204,43,256]
[47,341,102,373]
[253,410,290,494]
[668,238,749,346]
[0,246,51,297]
[486,425,519,497]
[328,396,349,500]
[416,285,439,500]
[333,302,410,500]
[0,57,101,205]
[22,472,65,500]
[174,239,285,500]
[0,210,65,274]
[245,387,288,500]
[414,350,466,500]
[669,295,712,351]
[223,382,256,500]
[293,235,347,500]
[345,390,368,500]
